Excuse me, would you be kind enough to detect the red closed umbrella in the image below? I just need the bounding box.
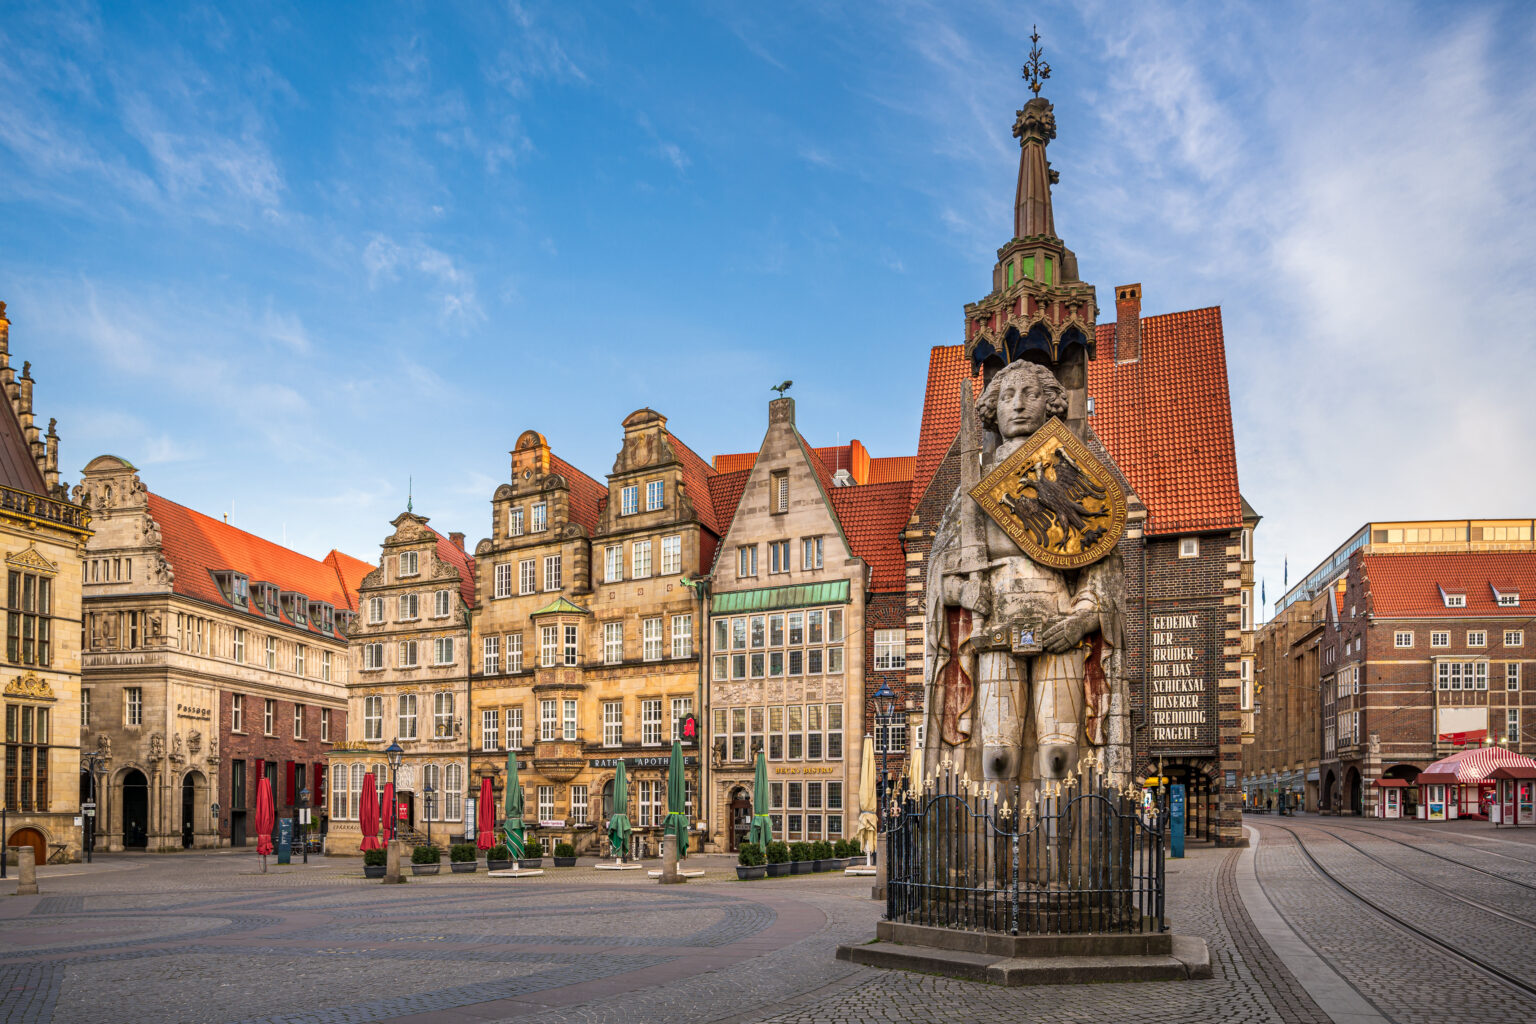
[255,776,276,871]
[476,777,495,850]
[383,782,395,841]
[359,771,382,852]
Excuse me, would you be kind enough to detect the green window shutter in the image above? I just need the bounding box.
[1023,255,1035,280]
[1043,256,1054,285]
[1005,263,1014,287]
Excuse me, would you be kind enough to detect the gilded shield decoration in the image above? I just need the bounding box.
[968,417,1126,569]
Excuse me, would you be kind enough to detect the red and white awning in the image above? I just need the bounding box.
[1421,746,1536,783]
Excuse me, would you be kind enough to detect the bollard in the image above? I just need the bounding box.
[383,839,406,884]
[873,832,888,901]
[658,834,684,884]
[16,845,38,896]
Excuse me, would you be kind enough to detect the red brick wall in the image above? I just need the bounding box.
[219,690,345,840]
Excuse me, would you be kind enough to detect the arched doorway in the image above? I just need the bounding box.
[122,768,149,848]
[1344,766,1363,816]
[181,771,209,848]
[602,779,615,821]
[7,826,45,865]
[728,786,751,851]
[1321,770,1336,812]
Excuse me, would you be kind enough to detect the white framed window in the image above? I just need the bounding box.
[769,540,789,574]
[483,635,500,674]
[519,559,536,595]
[445,763,463,820]
[738,545,757,578]
[1240,590,1252,631]
[661,535,682,575]
[544,555,562,592]
[532,502,547,532]
[434,691,454,738]
[494,562,512,598]
[509,505,524,536]
[363,642,385,669]
[538,785,555,822]
[563,698,578,741]
[604,622,624,664]
[540,699,558,741]
[671,614,692,659]
[540,625,559,667]
[1498,592,1520,607]
[646,480,663,511]
[482,709,500,751]
[399,551,419,577]
[322,651,332,682]
[621,485,638,516]
[671,696,693,740]
[604,545,623,583]
[1240,658,1254,710]
[507,633,523,672]
[1445,593,1466,608]
[321,708,330,741]
[350,764,365,818]
[264,698,276,735]
[1431,631,1450,648]
[1508,662,1521,691]
[398,694,418,739]
[563,624,579,666]
[803,536,823,570]
[331,764,348,818]
[1436,661,1488,690]
[368,597,384,624]
[434,637,455,665]
[643,618,664,661]
[638,778,662,827]
[293,704,305,739]
[1178,537,1199,559]
[771,470,789,514]
[80,688,90,728]
[571,784,588,826]
[506,707,523,750]
[231,694,244,733]
[399,593,419,620]
[233,628,246,663]
[604,701,624,747]
[632,540,653,579]
[265,635,276,669]
[1240,527,1252,561]
[1509,708,1521,742]
[642,698,662,745]
[363,695,383,740]
[434,589,451,618]
[1395,631,1414,648]
[874,629,905,670]
[400,639,418,667]
[1507,630,1525,647]
[1468,631,1487,648]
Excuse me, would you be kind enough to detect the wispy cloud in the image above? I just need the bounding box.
[362,235,483,324]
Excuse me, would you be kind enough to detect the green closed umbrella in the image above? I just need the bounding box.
[608,759,632,858]
[746,748,773,850]
[502,748,526,859]
[663,738,690,859]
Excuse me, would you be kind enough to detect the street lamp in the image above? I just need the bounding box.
[424,783,435,849]
[385,741,404,842]
[80,750,107,864]
[298,787,312,864]
[872,681,896,831]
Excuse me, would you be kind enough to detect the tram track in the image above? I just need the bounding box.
[1264,820,1536,1006]
[1358,820,1536,867]
[1320,820,1536,893]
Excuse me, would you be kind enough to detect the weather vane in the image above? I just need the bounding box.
[771,380,793,396]
[1022,25,1051,96]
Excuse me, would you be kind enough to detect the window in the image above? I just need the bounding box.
[293,704,305,739]
[295,644,307,676]
[604,622,624,664]
[231,694,244,733]
[1240,590,1252,631]
[399,593,419,621]
[661,535,682,575]
[434,590,451,618]
[331,764,348,818]
[541,625,559,667]
[540,699,558,741]
[638,778,662,827]
[434,692,454,738]
[827,704,843,759]
[632,540,653,579]
[771,470,789,513]
[1240,528,1252,561]
[1431,632,1450,648]
[1395,631,1414,648]
[399,551,419,577]
[368,597,384,624]
[507,633,523,672]
[803,536,823,570]
[321,708,330,742]
[3,704,49,811]
[1445,593,1466,608]
[738,545,757,577]
[874,629,906,670]
[360,693,382,739]
[605,545,623,583]
[672,697,693,740]
[1507,630,1525,647]
[621,485,639,516]
[643,618,664,661]
[1498,593,1520,607]
[1468,631,1487,648]
[571,784,588,826]
[322,651,332,682]
[537,785,555,822]
[506,707,523,749]
[434,637,455,665]
[1509,708,1521,743]
[564,625,579,666]
[264,699,276,735]
[671,614,693,658]
[398,694,418,739]
[265,635,276,669]
[80,688,91,728]
[642,699,662,745]
[509,505,524,536]
[363,642,384,669]
[482,709,500,751]
[483,635,500,674]
[788,705,803,759]
[563,698,578,741]
[767,540,789,574]
[544,555,562,592]
[646,480,664,511]
[604,701,624,747]
[519,559,536,595]
[1508,663,1521,691]
[1178,537,1199,559]
[349,763,363,818]
[1436,661,1488,690]
[400,640,419,667]
[494,562,512,598]
[1240,659,1254,711]
[234,628,246,663]
[532,502,547,532]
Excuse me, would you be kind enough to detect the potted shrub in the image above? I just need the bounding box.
[788,841,812,874]
[736,842,766,880]
[553,842,577,868]
[519,839,544,870]
[410,844,442,876]
[836,839,858,866]
[449,843,478,873]
[765,841,790,877]
[812,840,834,871]
[487,844,513,872]
[363,848,387,879]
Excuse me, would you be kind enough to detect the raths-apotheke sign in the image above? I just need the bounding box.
[1146,611,1215,747]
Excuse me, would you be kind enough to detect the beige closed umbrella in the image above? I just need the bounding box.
[857,735,878,855]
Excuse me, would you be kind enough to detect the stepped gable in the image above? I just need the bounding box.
[1361,551,1536,618]
[548,453,608,533]
[322,549,375,611]
[147,492,359,632]
[828,480,912,592]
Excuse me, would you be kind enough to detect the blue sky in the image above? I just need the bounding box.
[4,1,1534,613]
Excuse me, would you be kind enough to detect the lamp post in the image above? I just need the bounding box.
[298,787,311,864]
[385,741,404,841]
[872,682,896,831]
[80,750,107,864]
[423,783,435,849]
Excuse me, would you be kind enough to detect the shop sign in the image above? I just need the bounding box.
[590,756,697,769]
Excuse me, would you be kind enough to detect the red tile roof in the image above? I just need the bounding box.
[322,550,375,611]
[548,454,607,535]
[712,452,756,474]
[869,456,916,484]
[910,345,983,517]
[705,468,751,538]
[829,481,913,592]
[1362,552,1536,619]
[428,531,477,609]
[711,446,913,486]
[148,492,362,634]
[666,432,728,535]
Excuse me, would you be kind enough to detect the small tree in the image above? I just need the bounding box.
[554,842,576,858]
[363,848,387,867]
[738,842,765,866]
[766,841,790,864]
[449,843,477,863]
[411,844,441,864]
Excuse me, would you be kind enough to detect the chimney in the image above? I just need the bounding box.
[1114,284,1142,363]
[449,531,465,551]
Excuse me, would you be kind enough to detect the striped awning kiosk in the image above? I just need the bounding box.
[1419,747,1536,820]
[1415,772,1461,821]
[1489,766,1536,827]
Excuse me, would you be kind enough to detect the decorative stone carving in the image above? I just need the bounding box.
[97,734,111,758]
[150,733,165,760]
[187,730,202,755]
[5,544,59,576]
[4,673,56,700]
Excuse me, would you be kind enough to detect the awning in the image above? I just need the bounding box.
[1371,778,1408,787]
[711,579,851,614]
[1489,766,1536,780]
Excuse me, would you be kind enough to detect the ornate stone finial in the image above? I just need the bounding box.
[1023,25,1051,97]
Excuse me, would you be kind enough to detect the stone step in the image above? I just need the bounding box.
[835,934,1211,986]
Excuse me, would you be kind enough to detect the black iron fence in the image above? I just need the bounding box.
[886,753,1165,935]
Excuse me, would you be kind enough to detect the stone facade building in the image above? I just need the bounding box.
[327,511,475,853]
[0,302,91,865]
[76,456,367,850]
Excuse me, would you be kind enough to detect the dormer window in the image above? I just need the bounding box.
[282,592,309,625]
[212,571,249,608]
[252,582,279,617]
[1438,584,1466,608]
[1493,583,1520,607]
[309,601,335,634]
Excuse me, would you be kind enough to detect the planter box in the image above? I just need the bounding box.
[765,861,790,877]
[363,864,386,879]
[411,863,441,875]
[790,860,809,874]
[518,858,544,870]
[736,865,766,880]
[552,856,577,868]
[487,859,512,872]
[450,861,477,873]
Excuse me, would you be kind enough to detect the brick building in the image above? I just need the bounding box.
[76,457,367,850]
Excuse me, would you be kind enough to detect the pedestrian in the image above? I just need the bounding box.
[1266,797,1273,814]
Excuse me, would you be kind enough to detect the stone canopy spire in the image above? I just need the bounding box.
[1013,26,1058,240]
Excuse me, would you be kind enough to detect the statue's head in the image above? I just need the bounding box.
[976,359,1067,440]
